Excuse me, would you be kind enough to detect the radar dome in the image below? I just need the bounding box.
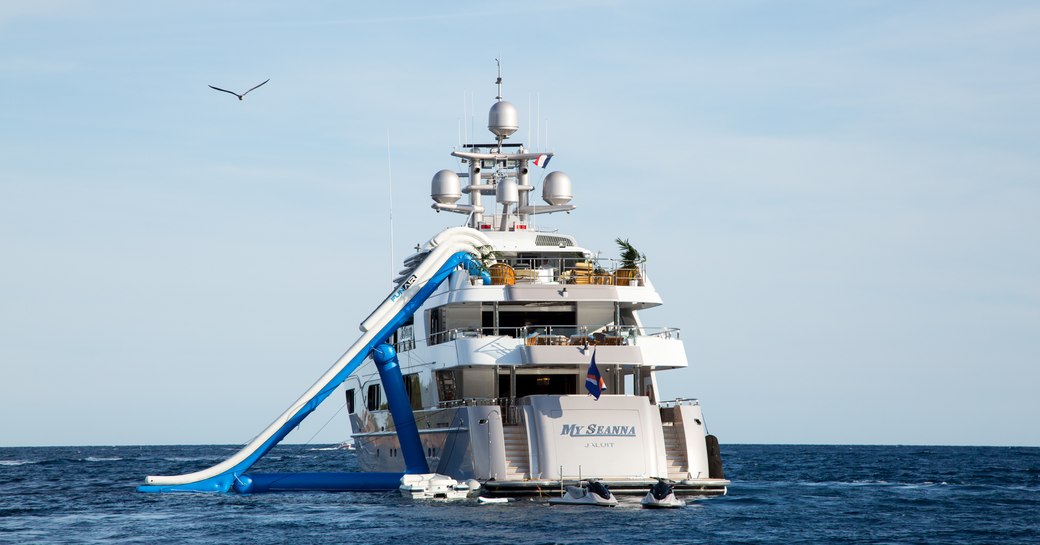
[542,171,573,205]
[431,170,462,204]
[488,101,519,138]
[496,178,519,204]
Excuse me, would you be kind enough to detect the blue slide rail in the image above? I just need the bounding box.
[231,344,427,494]
[371,344,430,475]
[138,251,482,493]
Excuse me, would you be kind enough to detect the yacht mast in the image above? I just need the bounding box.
[430,62,574,230]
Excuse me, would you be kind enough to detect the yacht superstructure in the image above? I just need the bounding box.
[343,72,727,497]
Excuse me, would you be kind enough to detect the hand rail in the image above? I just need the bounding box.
[404,325,682,350]
[477,256,649,286]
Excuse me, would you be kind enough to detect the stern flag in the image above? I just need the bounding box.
[534,154,552,168]
[585,351,606,400]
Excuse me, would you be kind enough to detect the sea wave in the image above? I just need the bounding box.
[0,460,36,467]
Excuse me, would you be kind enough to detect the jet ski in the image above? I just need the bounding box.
[548,480,618,507]
[640,479,684,509]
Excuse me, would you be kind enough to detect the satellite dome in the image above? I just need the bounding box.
[431,169,462,204]
[488,101,519,139]
[496,178,519,204]
[542,171,573,205]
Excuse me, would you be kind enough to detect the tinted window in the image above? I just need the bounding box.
[403,373,422,410]
[345,388,355,413]
[366,384,381,411]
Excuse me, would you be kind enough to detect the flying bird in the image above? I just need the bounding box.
[208,78,270,101]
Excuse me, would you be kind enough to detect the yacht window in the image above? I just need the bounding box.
[394,316,416,352]
[499,373,577,398]
[436,370,458,402]
[489,306,577,337]
[428,307,446,345]
[403,373,423,410]
[396,324,416,351]
[345,388,355,414]
[366,384,382,411]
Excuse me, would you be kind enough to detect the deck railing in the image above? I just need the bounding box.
[520,325,680,346]
[657,398,701,409]
[437,397,522,425]
[403,324,681,351]
[482,256,648,286]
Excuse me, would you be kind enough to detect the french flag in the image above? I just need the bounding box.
[585,351,605,400]
[533,154,552,168]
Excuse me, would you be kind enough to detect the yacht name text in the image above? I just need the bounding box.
[560,424,636,437]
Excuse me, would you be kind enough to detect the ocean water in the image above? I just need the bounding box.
[1,444,1037,544]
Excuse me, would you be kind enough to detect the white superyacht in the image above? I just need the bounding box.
[343,73,727,498]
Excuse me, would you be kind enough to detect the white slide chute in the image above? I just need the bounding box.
[140,227,492,492]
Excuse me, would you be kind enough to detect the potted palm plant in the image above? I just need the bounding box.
[470,245,504,285]
[614,238,645,286]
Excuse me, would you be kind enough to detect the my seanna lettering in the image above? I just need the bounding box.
[560,424,636,437]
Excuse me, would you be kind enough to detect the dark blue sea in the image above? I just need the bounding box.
[1,444,1037,544]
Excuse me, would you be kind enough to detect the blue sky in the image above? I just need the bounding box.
[2,1,1037,447]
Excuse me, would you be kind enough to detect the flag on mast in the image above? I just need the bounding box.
[585,351,606,400]
[533,154,552,168]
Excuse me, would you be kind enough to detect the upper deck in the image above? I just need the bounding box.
[387,231,688,375]
[425,231,663,307]
[381,66,690,384]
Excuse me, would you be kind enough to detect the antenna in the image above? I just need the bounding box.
[537,93,541,150]
[495,58,503,100]
[386,128,394,287]
[528,92,532,148]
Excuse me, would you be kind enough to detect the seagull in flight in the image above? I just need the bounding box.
[208,78,270,101]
